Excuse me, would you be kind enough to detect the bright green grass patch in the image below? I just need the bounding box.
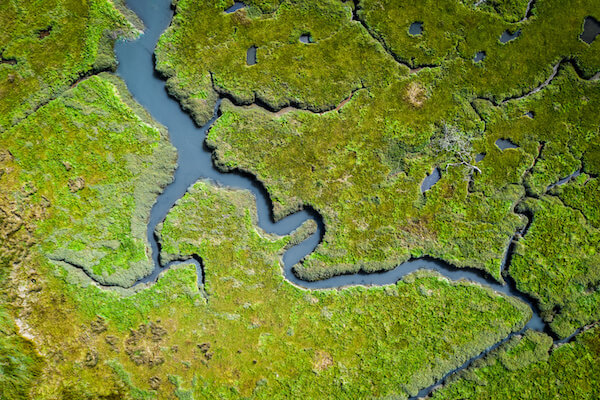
[151,180,529,398]
[431,326,600,399]
[0,0,139,131]
[207,90,523,281]
[1,74,176,286]
[155,0,405,125]
[8,180,529,398]
[357,0,600,99]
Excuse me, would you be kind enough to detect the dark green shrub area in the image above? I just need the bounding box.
[431,326,600,399]
[510,195,600,338]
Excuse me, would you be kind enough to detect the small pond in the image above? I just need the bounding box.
[421,167,441,192]
[496,138,519,150]
[580,16,600,44]
[473,51,486,62]
[500,29,521,43]
[409,22,423,36]
[247,46,257,65]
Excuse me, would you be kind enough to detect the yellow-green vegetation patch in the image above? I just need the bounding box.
[1,74,176,286]
[357,0,600,98]
[150,180,529,398]
[207,93,523,282]
[160,0,600,285]
[155,0,405,125]
[473,66,600,337]
[431,326,600,399]
[0,0,139,131]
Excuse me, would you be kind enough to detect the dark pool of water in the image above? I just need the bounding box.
[581,16,600,44]
[473,51,486,62]
[246,45,257,65]
[525,111,535,118]
[500,29,521,43]
[475,153,486,162]
[409,22,423,35]
[225,2,246,13]
[299,34,312,44]
[496,138,519,150]
[421,167,441,192]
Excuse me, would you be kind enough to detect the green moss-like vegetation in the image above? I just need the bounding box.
[431,326,600,399]
[1,0,600,397]
[155,0,404,124]
[0,0,139,131]
[1,74,176,286]
[0,309,41,400]
[160,0,600,285]
[0,179,529,399]
[509,195,600,338]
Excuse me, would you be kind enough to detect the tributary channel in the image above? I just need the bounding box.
[114,0,556,397]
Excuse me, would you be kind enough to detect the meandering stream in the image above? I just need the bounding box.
[112,0,573,397]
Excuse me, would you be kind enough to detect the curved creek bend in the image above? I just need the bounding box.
[111,0,568,397]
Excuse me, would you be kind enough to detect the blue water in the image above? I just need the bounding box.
[500,29,521,43]
[474,51,486,62]
[496,138,519,150]
[421,167,441,192]
[409,21,424,35]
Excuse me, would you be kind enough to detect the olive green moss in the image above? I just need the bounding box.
[470,66,600,337]
[431,326,600,399]
[159,0,600,285]
[0,306,41,400]
[155,0,405,125]
[0,179,529,399]
[0,0,139,132]
[0,0,599,397]
[1,74,176,286]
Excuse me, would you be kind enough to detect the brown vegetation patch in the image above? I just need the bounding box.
[37,27,53,39]
[405,81,427,107]
[124,322,167,366]
[68,177,85,192]
[313,350,333,372]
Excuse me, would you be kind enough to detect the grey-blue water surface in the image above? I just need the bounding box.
[496,138,519,150]
[225,2,246,14]
[581,16,600,44]
[500,29,521,43]
[246,45,257,65]
[421,167,441,192]
[299,34,312,44]
[113,0,550,397]
[409,22,423,35]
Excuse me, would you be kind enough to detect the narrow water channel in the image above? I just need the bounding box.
[113,0,552,397]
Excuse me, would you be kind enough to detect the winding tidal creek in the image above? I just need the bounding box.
[113,0,570,397]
